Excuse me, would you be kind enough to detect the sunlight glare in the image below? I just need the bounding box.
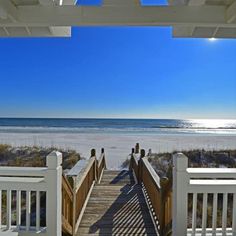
[209,38,217,41]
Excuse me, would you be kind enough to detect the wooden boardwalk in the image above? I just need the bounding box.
[77,170,158,236]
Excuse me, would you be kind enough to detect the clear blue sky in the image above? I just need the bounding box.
[0,26,235,119]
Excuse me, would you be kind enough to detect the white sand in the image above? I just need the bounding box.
[1,132,236,169]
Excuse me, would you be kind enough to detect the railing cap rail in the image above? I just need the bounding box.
[142,156,161,189]
[0,166,48,177]
[66,159,88,177]
[72,156,96,192]
[98,152,105,167]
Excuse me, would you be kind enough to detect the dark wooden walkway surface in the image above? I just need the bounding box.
[77,170,158,236]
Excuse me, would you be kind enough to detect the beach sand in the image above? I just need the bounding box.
[1,132,236,169]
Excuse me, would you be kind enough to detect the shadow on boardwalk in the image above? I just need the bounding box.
[87,170,158,236]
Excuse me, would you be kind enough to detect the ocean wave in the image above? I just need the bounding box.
[0,126,236,135]
[151,126,236,129]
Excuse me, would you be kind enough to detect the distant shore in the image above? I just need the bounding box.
[1,132,236,169]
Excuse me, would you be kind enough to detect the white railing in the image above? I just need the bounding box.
[173,153,236,236]
[0,151,62,236]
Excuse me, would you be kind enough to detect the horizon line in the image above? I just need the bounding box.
[0,117,236,121]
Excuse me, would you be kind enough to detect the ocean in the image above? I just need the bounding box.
[0,118,236,135]
[1,118,236,168]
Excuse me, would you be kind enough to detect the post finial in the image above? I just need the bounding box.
[91,149,96,157]
[46,151,62,169]
[160,177,169,186]
[101,148,105,154]
[140,149,145,158]
[173,152,188,171]
[135,143,140,154]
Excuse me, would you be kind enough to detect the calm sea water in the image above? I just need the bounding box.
[0,118,236,135]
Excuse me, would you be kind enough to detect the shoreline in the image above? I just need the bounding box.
[1,132,236,169]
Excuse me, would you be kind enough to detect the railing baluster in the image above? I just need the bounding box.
[192,193,197,235]
[212,193,218,235]
[16,190,21,229]
[222,193,228,235]
[233,193,236,235]
[7,190,12,229]
[36,191,40,231]
[202,193,208,235]
[26,190,31,231]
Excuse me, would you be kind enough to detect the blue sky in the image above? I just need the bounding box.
[0,26,235,119]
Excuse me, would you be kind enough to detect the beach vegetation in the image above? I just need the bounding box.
[0,144,81,170]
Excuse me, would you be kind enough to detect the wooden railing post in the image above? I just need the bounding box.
[172,153,188,236]
[160,177,169,236]
[101,148,106,169]
[91,148,96,157]
[129,148,134,170]
[131,148,135,154]
[138,149,145,184]
[135,143,140,154]
[91,149,97,181]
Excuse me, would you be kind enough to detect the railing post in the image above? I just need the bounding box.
[160,177,169,236]
[91,149,97,181]
[172,153,188,236]
[101,148,106,169]
[131,148,135,154]
[91,148,96,157]
[135,143,140,154]
[46,151,62,236]
[129,148,135,170]
[138,149,145,184]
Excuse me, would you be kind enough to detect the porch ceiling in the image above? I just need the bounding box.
[169,0,236,38]
[0,0,77,37]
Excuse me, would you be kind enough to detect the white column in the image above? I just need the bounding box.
[172,153,189,236]
[46,151,62,236]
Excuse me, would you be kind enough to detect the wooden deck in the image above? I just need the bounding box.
[77,170,158,236]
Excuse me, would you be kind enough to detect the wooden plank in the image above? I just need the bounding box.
[76,170,157,236]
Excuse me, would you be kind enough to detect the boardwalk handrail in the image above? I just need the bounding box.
[129,145,172,236]
[65,148,106,235]
[0,151,62,236]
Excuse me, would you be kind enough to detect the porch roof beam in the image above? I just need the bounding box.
[0,5,234,28]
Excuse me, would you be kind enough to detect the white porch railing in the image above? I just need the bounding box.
[173,153,236,236]
[0,151,62,236]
